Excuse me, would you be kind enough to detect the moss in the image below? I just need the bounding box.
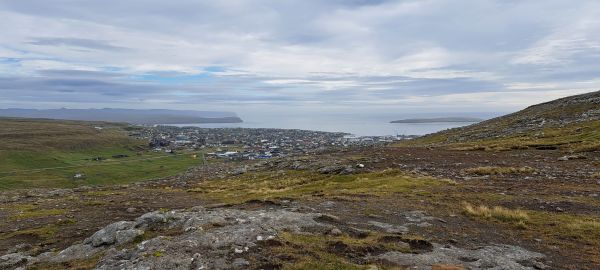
[83,190,126,196]
[83,200,108,206]
[0,224,59,240]
[11,208,66,220]
[271,231,412,270]
[56,218,77,226]
[153,251,164,257]
[283,259,363,270]
[188,170,450,204]
[0,203,37,212]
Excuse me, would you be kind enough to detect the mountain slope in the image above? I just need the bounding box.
[404,90,600,151]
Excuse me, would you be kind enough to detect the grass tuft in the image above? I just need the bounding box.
[463,202,529,223]
[464,166,536,176]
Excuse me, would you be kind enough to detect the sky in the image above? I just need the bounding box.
[1,0,599,119]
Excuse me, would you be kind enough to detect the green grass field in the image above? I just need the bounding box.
[0,118,203,190]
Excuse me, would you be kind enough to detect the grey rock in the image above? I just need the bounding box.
[47,189,73,197]
[315,213,341,223]
[318,165,345,174]
[115,229,144,245]
[51,244,99,262]
[329,228,343,236]
[231,258,250,268]
[0,253,32,269]
[318,165,355,175]
[373,244,546,270]
[134,211,168,229]
[84,221,137,247]
[319,201,336,208]
[291,161,307,170]
[340,166,355,175]
[404,211,435,223]
[231,167,247,175]
[368,221,409,234]
[558,154,586,161]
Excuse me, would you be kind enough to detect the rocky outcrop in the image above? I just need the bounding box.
[14,207,332,269]
[5,207,547,270]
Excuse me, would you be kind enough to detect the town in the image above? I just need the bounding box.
[130,125,418,160]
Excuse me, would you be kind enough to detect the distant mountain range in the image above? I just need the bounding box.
[390,117,483,123]
[0,108,243,124]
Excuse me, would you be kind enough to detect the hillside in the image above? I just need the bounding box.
[404,90,600,151]
[0,118,201,190]
[0,117,138,151]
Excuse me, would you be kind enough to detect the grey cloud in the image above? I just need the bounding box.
[36,69,127,78]
[28,37,129,51]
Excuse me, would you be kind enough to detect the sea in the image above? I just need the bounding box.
[168,114,483,137]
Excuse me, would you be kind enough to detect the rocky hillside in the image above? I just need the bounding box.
[407,90,600,151]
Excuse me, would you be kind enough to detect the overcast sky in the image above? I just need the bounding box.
[1,0,599,118]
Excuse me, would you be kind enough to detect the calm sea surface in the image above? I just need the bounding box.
[169,115,478,136]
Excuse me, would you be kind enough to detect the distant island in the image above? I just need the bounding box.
[0,108,243,124]
[390,117,483,123]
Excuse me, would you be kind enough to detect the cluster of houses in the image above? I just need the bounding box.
[131,126,416,160]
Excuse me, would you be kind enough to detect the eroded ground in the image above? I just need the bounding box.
[1,146,599,269]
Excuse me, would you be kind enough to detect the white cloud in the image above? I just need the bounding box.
[511,3,600,65]
[0,0,598,115]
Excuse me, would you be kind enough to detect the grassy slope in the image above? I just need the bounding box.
[0,118,201,190]
[400,91,600,151]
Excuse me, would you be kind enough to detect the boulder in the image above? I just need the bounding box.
[84,221,138,247]
[135,211,168,229]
